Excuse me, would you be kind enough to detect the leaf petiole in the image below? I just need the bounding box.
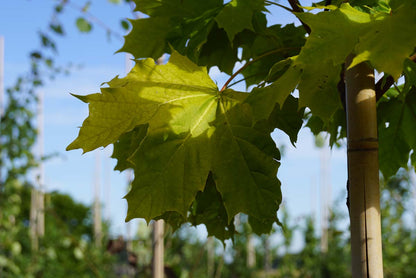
[220,47,299,92]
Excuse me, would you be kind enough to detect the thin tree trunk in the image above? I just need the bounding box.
[345,58,384,277]
[152,220,164,278]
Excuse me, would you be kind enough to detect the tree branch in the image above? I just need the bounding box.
[375,53,416,101]
[265,1,294,13]
[65,0,123,40]
[287,0,311,34]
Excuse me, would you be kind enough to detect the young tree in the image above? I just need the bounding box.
[68,0,416,276]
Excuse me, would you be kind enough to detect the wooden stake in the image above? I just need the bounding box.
[345,58,384,277]
[93,152,102,248]
[247,234,256,269]
[207,237,215,277]
[152,220,164,278]
[37,91,45,238]
[0,36,4,118]
[30,188,39,251]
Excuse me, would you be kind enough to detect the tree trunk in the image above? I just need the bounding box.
[345,58,384,277]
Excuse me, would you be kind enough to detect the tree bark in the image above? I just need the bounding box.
[345,57,384,277]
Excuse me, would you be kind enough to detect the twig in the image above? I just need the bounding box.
[288,0,311,34]
[64,0,123,40]
[375,53,416,101]
[264,1,294,13]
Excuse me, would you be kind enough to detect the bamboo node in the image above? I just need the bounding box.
[347,139,378,152]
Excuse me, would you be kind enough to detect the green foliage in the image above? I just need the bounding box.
[0,184,114,277]
[215,0,265,42]
[380,169,416,278]
[76,17,93,33]
[69,0,416,240]
[378,60,416,178]
[69,51,282,237]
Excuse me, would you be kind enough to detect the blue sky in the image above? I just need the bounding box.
[1,0,348,247]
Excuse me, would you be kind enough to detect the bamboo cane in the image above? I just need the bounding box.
[152,220,164,278]
[345,58,384,277]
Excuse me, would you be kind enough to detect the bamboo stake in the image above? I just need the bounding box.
[247,234,256,269]
[152,220,164,278]
[320,143,330,254]
[345,58,384,277]
[0,36,4,187]
[151,55,165,278]
[93,152,102,248]
[30,188,39,251]
[37,91,45,238]
[0,36,4,118]
[207,237,215,277]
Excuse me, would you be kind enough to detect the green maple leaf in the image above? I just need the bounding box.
[67,51,217,153]
[198,24,238,75]
[293,4,369,121]
[211,93,281,224]
[133,0,222,17]
[297,60,343,121]
[292,2,416,123]
[188,174,235,241]
[378,96,411,178]
[377,59,416,178]
[68,51,281,234]
[121,0,223,61]
[215,0,265,42]
[267,95,305,145]
[297,5,370,66]
[125,102,216,220]
[245,58,302,122]
[118,17,171,60]
[351,2,416,79]
[378,75,416,178]
[111,125,148,171]
[239,24,305,87]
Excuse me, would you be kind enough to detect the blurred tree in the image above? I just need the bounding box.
[381,169,416,278]
[320,209,351,278]
[0,0,133,276]
[298,216,321,278]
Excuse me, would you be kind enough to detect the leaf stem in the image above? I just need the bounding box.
[227,73,259,88]
[220,47,299,92]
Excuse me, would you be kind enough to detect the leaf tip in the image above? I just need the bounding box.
[66,141,78,152]
[70,93,89,103]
